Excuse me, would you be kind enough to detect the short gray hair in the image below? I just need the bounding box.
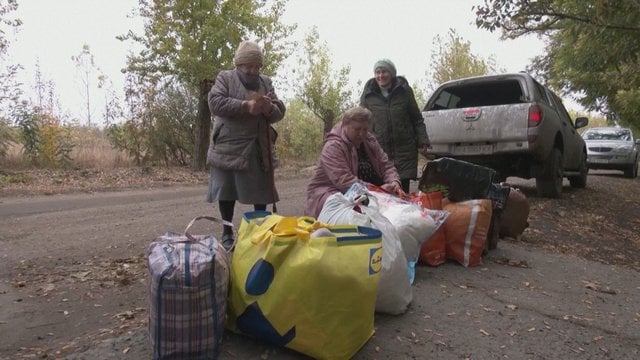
[341,106,372,126]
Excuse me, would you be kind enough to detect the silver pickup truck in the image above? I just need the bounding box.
[422,73,589,198]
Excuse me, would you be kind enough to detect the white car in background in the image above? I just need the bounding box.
[582,127,639,178]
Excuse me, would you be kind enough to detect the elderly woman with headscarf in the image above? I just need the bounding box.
[207,40,286,250]
[360,59,430,193]
[304,106,402,218]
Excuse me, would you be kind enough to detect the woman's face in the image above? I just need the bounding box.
[345,120,369,147]
[375,68,393,89]
[237,63,262,77]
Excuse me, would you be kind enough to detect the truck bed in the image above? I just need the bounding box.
[422,103,532,156]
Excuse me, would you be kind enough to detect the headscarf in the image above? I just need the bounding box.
[233,40,264,66]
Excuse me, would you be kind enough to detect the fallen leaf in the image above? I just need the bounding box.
[71,271,91,280]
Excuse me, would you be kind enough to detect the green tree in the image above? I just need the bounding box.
[0,0,20,55]
[426,28,501,92]
[120,0,294,170]
[106,72,155,166]
[294,27,355,137]
[14,106,74,168]
[474,0,640,130]
[147,81,197,166]
[0,0,22,152]
[106,71,197,166]
[273,98,324,163]
[0,61,20,156]
[412,81,428,110]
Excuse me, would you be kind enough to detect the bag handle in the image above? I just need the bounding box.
[183,216,234,244]
[250,215,326,245]
[271,216,324,241]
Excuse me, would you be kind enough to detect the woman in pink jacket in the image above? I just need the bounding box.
[304,106,402,218]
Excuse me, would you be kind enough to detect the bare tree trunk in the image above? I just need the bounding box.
[322,108,334,139]
[192,79,213,171]
[85,74,91,127]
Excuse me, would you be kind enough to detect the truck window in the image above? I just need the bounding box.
[549,92,574,125]
[433,91,461,109]
[533,82,549,104]
[427,79,525,110]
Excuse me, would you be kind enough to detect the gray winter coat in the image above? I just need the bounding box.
[207,69,285,171]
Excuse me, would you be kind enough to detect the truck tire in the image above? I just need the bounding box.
[568,152,588,188]
[536,148,563,198]
[624,159,638,178]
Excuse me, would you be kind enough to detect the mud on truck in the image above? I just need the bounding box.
[422,73,589,198]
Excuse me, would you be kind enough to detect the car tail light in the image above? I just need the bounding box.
[528,104,542,127]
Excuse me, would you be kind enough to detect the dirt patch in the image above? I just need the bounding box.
[504,171,640,272]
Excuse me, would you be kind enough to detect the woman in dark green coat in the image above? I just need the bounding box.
[360,59,430,193]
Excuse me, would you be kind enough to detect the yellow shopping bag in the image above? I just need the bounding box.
[228,211,382,360]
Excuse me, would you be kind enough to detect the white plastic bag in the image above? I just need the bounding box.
[367,191,449,282]
[319,191,412,315]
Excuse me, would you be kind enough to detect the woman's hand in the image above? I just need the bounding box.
[419,143,430,157]
[381,180,402,195]
[259,96,274,116]
[243,96,274,116]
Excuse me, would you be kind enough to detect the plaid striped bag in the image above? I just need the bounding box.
[148,216,233,360]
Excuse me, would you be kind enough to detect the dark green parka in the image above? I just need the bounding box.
[360,76,430,179]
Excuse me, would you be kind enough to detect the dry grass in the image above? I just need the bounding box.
[1,128,176,196]
[1,128,134,170]
[70,135,135,169]
[0,166,209,197]
[0,127,315,197]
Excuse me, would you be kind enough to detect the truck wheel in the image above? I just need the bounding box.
[569,152,588,188]
[624,159,638,178]
[536,148,563,198]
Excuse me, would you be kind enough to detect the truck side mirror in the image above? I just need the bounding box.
[574,117,588,129]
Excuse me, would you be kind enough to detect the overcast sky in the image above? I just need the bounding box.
[7,0,556,124]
